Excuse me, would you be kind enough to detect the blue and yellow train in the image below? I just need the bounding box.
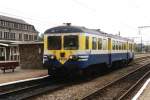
[43,24,134,76]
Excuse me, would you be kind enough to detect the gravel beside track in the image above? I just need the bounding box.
[32,56,150,100]
[82,63,150,100]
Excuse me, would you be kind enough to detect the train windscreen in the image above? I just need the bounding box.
[64,35,78,50]
[47,36,61,50]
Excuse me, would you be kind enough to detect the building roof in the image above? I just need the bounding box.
[0,15,39,33]
[0,15,28,25]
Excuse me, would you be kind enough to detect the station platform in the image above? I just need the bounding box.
[132,78,150,100]
[0,67,47,84]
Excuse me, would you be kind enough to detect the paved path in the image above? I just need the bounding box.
[0,67,47,84]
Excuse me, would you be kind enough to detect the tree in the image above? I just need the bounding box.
[38,33,44,41]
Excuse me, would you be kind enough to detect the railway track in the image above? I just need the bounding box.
[0,76,68,100]
[81,62,150,100]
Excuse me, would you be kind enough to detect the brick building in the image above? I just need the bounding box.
[12,42,43,69]
[0,15,38,62]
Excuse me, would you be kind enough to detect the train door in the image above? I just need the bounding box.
[108,38,112,66]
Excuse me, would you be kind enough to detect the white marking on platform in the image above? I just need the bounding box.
[132,78,150,100]
[0,75,49,87]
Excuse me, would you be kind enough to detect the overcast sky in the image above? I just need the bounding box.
[1,0,150,43]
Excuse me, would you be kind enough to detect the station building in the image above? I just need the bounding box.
[0,15,38,62]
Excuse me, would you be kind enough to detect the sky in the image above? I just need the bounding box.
[0,0,150,44]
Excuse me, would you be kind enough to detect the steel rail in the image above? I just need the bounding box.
[81,61,150,100]
[118,70,150,100]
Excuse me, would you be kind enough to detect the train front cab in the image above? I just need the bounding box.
[43,33,91,75]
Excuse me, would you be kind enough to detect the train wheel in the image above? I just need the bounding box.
[123,60,128,67]
[48,68,51,75]
[106,64,112,69]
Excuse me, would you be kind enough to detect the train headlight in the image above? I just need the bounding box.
[69,55,73,59]
[47,55,56,60]
[50,55,55,59]
[69,55,78,60]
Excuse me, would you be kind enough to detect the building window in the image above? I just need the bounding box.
[10,33,15,40]
[1,21,5,26]
[4,32,9,40]
[5,21,9,27]
[14,23,19,29]
[19,34,22,40]
[85,36,89,49]
[0,20,2,26]
[24,34,28,41]
[29,35,33,41]
[92,37,97,50]
[0,48,5,61]
[34,35,37,40]
[24,25,27,30]
[0,31,2,39]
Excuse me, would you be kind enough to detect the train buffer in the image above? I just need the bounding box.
[0,61,19,73]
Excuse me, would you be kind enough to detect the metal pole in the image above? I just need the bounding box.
[138,28,142,52]
[141,33,142,52]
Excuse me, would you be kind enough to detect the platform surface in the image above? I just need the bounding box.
[0,67,47,84]
[133,78,150,100]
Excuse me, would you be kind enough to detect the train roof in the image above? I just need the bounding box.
[44,25,104,34]
[44,25,133,42]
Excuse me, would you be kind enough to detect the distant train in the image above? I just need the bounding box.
[43,23,134,76]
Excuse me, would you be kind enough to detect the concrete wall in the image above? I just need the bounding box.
[19,43,43,69]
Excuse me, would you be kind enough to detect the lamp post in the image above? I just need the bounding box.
[138,27,142,52]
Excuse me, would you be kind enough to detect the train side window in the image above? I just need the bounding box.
[121,42,122,50]
[119,42,121,50]
[123,43,125,50]
[120,42,123,50]
[130,43,132,51]
[122,42,124,50]
[102,39,107,50]
[116,41,118,50]
[98,38,102,50]
[112,40,115,50]
[129,43,131,50]
[92,37,97,50]
[85,36,89,49]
